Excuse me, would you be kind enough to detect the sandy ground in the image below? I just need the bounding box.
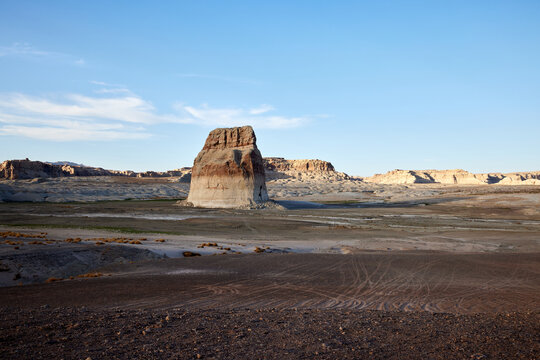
[0,180,539,358]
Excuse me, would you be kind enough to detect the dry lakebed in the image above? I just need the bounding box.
[0,179,539,359]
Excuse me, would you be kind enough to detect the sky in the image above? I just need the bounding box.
[0,1,539,176]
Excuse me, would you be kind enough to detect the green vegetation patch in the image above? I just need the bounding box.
[0,223,185,236]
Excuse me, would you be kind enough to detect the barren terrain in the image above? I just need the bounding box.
[0,179,539,358]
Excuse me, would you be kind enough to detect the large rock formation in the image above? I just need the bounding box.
[185,126,269,208]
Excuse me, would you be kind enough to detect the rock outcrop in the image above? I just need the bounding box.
[136,167,192,182]
[0,159,135,179]
[0,159,191,181]
[264,158,335,172]
[263,157,350,181]
[185,126,269,208]
[0,159,65,180]
[365,169,487,185]
[364,169,540,185]
[491,172,540,185]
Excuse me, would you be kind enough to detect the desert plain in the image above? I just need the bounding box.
[0,173,539,359]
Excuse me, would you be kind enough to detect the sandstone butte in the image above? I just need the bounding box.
[184,125,269,208]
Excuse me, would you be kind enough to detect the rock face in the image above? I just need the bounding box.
[0,159,134,179]
[491,172,540,185]
[263,157,350,181]
[264,158,335,172]
[185,126,269,208]
[0,159,65,180]
[365,169,487,185]
[364,169,540,185]
[136,167,192,182]
[0,159,193,180]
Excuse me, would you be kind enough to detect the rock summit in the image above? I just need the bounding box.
[185,126,269,208]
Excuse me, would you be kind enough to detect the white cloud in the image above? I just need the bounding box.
[175,104,307,129]
[0,87,308,141]
[89,80,125,87]
[0,91,187,141]
[249,104,274,115]
[176,73,259,85]
[0,43,85,66]
[0,93,187,125]
[94,88,132,94]
[0,125,148,141]
[90,80,133,95]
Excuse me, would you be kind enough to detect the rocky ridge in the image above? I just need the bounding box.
[0,159,191,182]
[2,159,539,186]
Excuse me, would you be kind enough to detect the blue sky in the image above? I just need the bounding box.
[0,1,539,175]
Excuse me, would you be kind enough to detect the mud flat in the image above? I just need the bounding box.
[0,184,539,358]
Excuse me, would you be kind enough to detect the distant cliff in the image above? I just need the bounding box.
[364,169,540,185]
[263,157,350,181]
[0,159,191,182]
[263,157,335,172]
[2,159,539,185]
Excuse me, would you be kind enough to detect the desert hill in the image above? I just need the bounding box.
[364,169,540,185]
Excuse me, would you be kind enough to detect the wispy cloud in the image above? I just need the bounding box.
[0,86,308,141]
[90,80,133,95]
[176,73,260,85]
[174,103,307,129]
[0,124,147,141]
[0,91,187,141]
[89,81,124,87]
[0,43,85,66]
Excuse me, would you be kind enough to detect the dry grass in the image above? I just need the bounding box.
[197,242,218,248]
[0,231,47,239]
[77,272,103,278]
[183,251,201,257]
[64,237,147,245]
[45,277,63,283]
[3,240,23,246]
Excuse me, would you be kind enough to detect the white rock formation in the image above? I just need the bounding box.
[364,169,487,185]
